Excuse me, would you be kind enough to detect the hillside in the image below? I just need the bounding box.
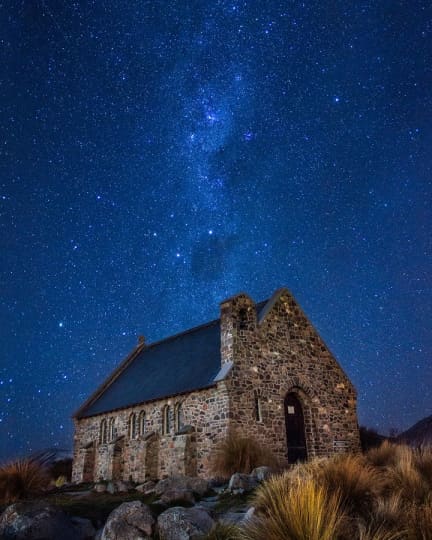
[397,415,432,446]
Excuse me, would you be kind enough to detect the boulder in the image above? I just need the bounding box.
[228,473,258,493]
[251,466,273,482]
[155,476,209,498]
[157,506,214,540]
[160,488,195,505]
[0,502,83,540]
[106,481,116,495]
[114,480,130,493]
[71,516,96,539]
[101,501,155,540]
[136,480,156,495]
[243,506,255,522]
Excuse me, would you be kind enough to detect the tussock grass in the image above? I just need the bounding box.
[243,474,342,540]
[317,454,385,516]
[211,432,278,478]
[239,443,432,540]
[202,522,242,539]
[365,441,401,469]
[0,459,50,504]
[386,445,429,504]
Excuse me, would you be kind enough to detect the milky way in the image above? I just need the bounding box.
[0,1,431,459]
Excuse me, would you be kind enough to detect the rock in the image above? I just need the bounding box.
[243,507,255,522]
[106,481,116,494]
[136,480,156,495]
[157,506,214,540]
[93,482,107,493]
[114,480,130,493]
[155,476,209,498]
[160,488,195,505]
[251,466,273,482]
[228,473,258,493]
[101,501,155,540]
[71,516,96,539]
[0,502,83,540]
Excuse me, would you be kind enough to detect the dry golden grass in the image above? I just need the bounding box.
[366,441,402,469]
[0,458,50,504]
[242,444,432,540]
[405,498,432,540]
[203,522,242,539]
[316,454,385,517]
[211,432,278,478]
[386,445,429,504]
[242,473,342,540]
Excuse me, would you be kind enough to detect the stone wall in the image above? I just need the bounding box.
[72,288,360,483]
[220,290,361,463]
[72,382,230,483]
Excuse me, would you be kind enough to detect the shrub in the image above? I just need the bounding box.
[243,473,342,540]
[211,432,277,478]
[202,522,242,539]
[0,458,50,504]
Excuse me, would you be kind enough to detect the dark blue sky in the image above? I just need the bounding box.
[1,0,431,460]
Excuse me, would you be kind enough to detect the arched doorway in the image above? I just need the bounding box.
[112,438,125,481]
[284,392,307,463]
[82,443,95,482]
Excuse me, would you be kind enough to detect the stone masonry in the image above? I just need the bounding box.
[72,288,360,483]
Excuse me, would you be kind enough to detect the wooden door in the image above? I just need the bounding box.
[83,444,95,482]
[284,393,307,463]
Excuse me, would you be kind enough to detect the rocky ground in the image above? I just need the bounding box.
[0,467,272,539]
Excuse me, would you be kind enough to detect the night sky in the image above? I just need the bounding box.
[1,1,431,460]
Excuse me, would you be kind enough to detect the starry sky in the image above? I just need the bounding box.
[1,0,431,460]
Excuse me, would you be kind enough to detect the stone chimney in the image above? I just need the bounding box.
[219,292,256,366]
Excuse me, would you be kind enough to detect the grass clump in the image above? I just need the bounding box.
[243,473,342,540]
[239,443,432,540]
[211,432,277,478]
[0,459,50,504]
[317,454,384,516]
[202,522,242,539]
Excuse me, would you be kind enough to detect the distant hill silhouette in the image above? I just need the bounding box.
[397,415,432,446]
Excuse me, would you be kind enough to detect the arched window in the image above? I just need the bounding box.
[254,391,263,422]
[108,418,115,441]
[128,413,137,439]
[99,419,108,444]
[174,402,184,433]
[162,405,171,435]
[238,307,248,330]
[139,410,146,436]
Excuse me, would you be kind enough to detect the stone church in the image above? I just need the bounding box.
[72,288,360,483]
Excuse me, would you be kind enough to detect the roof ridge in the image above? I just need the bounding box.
[144,317,220,351]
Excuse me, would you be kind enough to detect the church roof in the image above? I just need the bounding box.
[75,299,269,419]
[76,319,222,418]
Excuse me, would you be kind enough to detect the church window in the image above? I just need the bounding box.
[108,417,115,441]
[254,392,263,422]
[99,419,108,444]
[238,307,248,330]
[139,411,146,436]
[174,402,184,432]
[162,405,171,435]
[128,413,137,439]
